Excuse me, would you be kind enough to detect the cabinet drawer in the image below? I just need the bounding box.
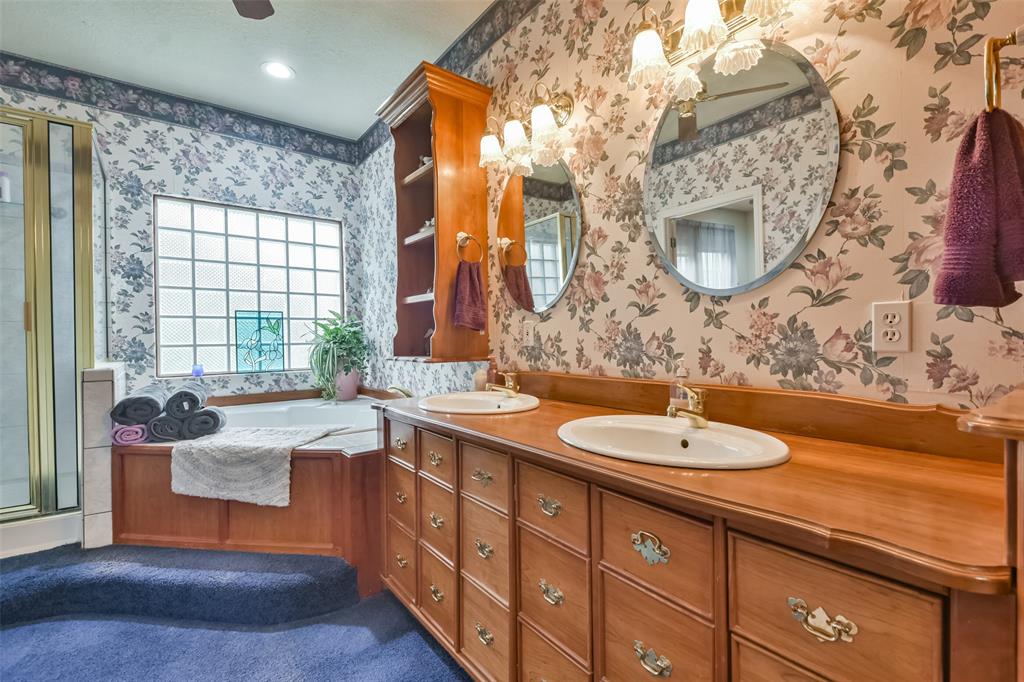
[387,419,416,467]
[461,576,512,682]
[386,519,416,603]
[418,544,456,645]
[729,534,943,682]
[731,637,826,682]
[461,494,510,603]
[598,489,713,618]
[420,429,455,487]
[517,461,589,553]
[419,474,456,560]
[387,460,416,532]
[520,621,590,682]
[461,443,509,512]
[599,569,713,682]
[518,527,590,665]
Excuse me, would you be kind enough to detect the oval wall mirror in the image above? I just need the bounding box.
[497,161,582,313]
[644,41,840,296]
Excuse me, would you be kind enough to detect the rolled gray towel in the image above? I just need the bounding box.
[165,380,209,420]
[148,414,184,442]
[110,384,171,426]
[181,406,227,440]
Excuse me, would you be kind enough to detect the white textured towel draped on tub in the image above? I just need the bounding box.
[170,427,334,507]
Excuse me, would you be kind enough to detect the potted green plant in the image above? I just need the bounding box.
[309,313,368,401]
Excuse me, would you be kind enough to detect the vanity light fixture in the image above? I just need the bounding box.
[681,0,728,53]
[628,11,671,87]
[501,119,531,159]
[714,38,765,76]
[478,85,575,175]
[261,61,295,79]
[676,66,704,101]
[744,0,788,21]
[479,118,505,169]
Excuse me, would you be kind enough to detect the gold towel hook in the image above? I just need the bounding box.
[985,26,1021,112]
[456,231,484,263]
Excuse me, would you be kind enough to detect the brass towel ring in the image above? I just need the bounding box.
[456,231,484,263]
[498,237,528,266]
[984,26,1022,112]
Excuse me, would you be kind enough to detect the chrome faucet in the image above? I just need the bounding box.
[667,377,708,429]
[485,371,519,397]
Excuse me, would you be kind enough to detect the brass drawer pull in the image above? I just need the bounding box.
[394,491,407,504]
[474,538,494,559]
[631,529,671,566]
[428,512,445,529]
[429,584,444,603]
[787,597,859,643]
[428,450,443,467]
[537,494,562,518]
[395,554,408,569]
[474,622,494,646]
[393,436,407,450]
[538,578,565,606]
[471,469,493,487]
[634,640,672,677]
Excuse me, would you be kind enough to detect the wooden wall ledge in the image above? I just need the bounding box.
[959,386,1024,440]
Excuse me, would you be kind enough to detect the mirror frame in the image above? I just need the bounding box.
[642,40,840,297]
[498,160,584,314]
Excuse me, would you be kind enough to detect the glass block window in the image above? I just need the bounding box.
[154,196,343,377]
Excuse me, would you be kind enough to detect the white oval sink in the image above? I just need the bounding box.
[557,415,789,469]
[418,391,540,415]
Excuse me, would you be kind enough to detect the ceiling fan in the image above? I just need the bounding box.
[677,81,790,142]
[233,0,274,20]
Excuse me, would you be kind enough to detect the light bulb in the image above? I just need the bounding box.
[502,119,530,158]
[530,103,560,146]
[676,66,703,102]
[745,0,787,20]
[713,40,764,76]
[628,27,670,87]
[680,0,728,53]
[479,134,505,168]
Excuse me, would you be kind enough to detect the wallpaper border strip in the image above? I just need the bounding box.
[0,0,539,166]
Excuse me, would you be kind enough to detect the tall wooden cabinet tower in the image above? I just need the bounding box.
[377,62,492,362]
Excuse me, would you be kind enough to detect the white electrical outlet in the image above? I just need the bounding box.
[872,301,912,352]
[522,320,536,347]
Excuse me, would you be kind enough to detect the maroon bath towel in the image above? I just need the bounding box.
[454,260,486,331]
[934,109,1024,307]
[503,264,535,312]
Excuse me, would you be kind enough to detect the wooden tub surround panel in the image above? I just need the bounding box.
[376,375,1016,682]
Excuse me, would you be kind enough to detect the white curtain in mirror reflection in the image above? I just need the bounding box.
[673,219,739,290]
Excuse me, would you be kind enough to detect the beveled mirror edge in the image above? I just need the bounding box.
[642,40,842,298]
[497,159,585,314]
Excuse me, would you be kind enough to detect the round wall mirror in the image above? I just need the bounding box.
[497,161,582,313]
[644,41,840,296]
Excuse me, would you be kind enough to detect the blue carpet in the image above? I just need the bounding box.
[1,544,359,626]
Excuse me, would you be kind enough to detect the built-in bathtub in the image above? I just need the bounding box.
[220,396,379,434]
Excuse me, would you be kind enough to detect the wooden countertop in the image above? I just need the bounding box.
[380,398,1010,595]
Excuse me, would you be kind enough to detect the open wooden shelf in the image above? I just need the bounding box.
[403,227,435,246]
[402,292,435,304]
[402,160,434,186]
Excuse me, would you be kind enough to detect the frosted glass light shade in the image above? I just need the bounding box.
[676,67,703,102]
[714,40,764,76]
[681,0,728,52]
[530,103,560,146]
[532,137,562,166]
[479,134,505,168]
[744,0,787,20]
[509,153,533,177]
[628,27,670,87]
[502,119,531,158]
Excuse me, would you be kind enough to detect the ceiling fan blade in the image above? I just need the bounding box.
[233,0,274,20]
[697,81,790,102]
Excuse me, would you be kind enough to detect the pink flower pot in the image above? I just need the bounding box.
[334,369,360,401]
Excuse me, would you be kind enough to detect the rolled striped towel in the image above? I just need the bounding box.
[110,384,170,426]
[112,424,149,445]
[165,380,209,420]
[149,414,184,442]
[181,406,228,440]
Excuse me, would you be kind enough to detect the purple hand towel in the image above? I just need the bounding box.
[503,264,535,312]
[112,423,149,445]
[934,109,1024,307]
[454,260,486,331]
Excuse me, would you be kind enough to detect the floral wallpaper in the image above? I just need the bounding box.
[645,105,839,271]
[476,0,1023,408]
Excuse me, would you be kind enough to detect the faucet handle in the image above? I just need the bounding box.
[503,371,519,391]
[688,386,707,412]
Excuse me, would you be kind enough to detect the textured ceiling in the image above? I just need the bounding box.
[0,0,492,140]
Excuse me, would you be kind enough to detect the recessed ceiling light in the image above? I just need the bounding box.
[261,61,295,79]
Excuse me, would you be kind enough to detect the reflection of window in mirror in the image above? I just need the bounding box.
[525,212,576,308]
[663,186,763,290]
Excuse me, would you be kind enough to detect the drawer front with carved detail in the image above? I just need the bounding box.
[461,494,510,603]
[387,459,416,532]
[518,526,590,665]
[461,443,509,512]
[420,429,455,487]
[418,544,456,644]
[419,474,456,560]
[729,534,943,682]
[388,420,416,467]
[517,461,589,553]
[598,489,714,618]
[386,519,416,604]
[461,576,511,682]
[599,569,713,682]
[520,621,591,682]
